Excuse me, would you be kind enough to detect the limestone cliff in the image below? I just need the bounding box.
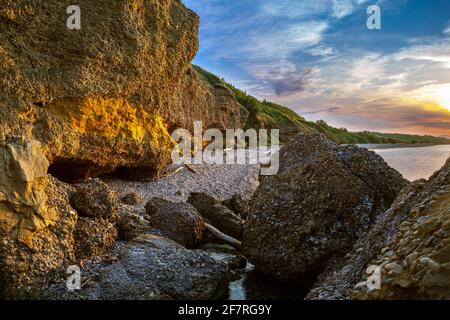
[0,0,247,297]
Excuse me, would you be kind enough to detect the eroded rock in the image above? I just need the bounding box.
[117,207,151,241]
[0,0,247,182]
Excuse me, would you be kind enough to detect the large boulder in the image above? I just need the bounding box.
[347,157,450,300]
[243,133,407,282]
[188,193,244,240]
[0,0,247,183]
[147,202,205,248]
[82,234,229,300]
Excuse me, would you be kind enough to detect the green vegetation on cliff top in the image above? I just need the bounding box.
[193,65,450,145]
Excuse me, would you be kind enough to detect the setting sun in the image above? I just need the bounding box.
[413,83,450,112]
[434,85,450,111]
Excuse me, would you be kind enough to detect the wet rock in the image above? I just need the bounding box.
[147,203,205,248]
[117,207,151,241]
[243,133,407,283]
[188,193,244,240]
[74,217,118,260]
[70,178,118,220]
[121,192,143,206]
[201,243,247,281]
[82,234,229,300]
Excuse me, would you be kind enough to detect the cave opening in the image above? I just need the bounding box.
[47,159,109,183]
[48,159,160,183]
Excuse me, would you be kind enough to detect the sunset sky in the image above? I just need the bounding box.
[184,0,450,137]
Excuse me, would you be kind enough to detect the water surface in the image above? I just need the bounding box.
[359,144,450,181]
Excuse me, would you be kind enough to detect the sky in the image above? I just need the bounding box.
[183,0,450,137]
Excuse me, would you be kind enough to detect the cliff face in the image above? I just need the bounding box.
[0,0,246,297]
[0,0,246,179]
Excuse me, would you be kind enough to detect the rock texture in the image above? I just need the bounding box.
[117,207,151,241]
[82,234,229,300]
[0,162,77,298]
[188,193,244,240]
[121,192,143,206]
[307,180,426,299]
[222,194,250,219]
[70,178,118,220]
[346,158,450,300]
[147,202,205,248]
[243,133,407,282]
[74,217,118,260]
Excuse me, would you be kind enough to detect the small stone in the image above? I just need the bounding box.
[385,262,404,274]
[406,252,419,265]
[122,192,143,205]
[419,257,441,271]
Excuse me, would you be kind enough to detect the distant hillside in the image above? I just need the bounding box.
[193,65,450,145]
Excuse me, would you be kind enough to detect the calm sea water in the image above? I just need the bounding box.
[358,144,450,181]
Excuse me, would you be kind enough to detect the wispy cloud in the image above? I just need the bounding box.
[332,0,354,19]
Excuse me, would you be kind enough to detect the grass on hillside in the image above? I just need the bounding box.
[193,65,450,145]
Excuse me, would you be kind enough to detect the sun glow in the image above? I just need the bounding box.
[414,83,450,112]
[434,86,450,111]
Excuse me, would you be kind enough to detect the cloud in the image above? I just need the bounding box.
[271,67,315,96]
[272,38,450,136]
[244,21,329,59]
[444,25,450,35]
[186,0,450,136]
[332,0,354,19]
[306,46,336,57]
[260,0,329,19]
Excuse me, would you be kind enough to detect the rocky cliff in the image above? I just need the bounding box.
[0,0,246,298]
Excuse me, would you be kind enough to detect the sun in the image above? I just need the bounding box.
[414,83,450,112]
[433,85,450,112]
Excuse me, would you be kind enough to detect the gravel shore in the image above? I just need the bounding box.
[103,163,260,207]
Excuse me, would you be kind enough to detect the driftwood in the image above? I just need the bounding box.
[184,164,197,173]
[205,223,242,250]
